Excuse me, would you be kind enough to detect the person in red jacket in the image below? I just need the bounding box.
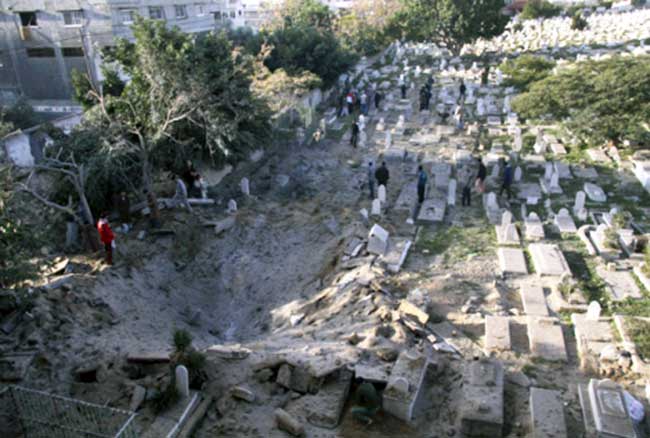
[97,212,115,265]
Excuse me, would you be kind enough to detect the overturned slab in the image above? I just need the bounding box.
[529,244,571,277]
[484,316,511,354]
[527,316,567,362]
[530,387,567,438]
[595,265,642,301]
[460,359,504,437]
[381,238,412,274]
[497,247,528,276]
[578,379,637,438]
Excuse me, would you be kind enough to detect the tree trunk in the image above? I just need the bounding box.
[143,159,161,228]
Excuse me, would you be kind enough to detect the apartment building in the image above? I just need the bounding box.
[0,0,224,104]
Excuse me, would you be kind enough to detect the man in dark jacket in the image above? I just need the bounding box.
[374,91,383,110]
[350,121,359,148]
[475,157,487,193]
[417,165,428,203]
[499,160,513,199]
[375,161,390,187]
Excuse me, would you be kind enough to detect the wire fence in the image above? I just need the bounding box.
[0,386,138,438]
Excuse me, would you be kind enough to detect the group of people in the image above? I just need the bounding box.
[339,87,383,119]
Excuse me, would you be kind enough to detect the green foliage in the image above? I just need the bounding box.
[624,318,650,360]
[599,0,612,8]
[172,216,204,263]
[500,55,555,91]
[604,227,620,249]
[512,56,650,146]
[571,12,588,31]
[262,21,356,88]
[278,0,333,30]
[0,167,38,288]
[520,0,562,19]
[643,246,650,276]
[151,381,180,413]
[71,68,125,111]
[173,329,193,353]
[391,0,509,54]
[0,99,42,137]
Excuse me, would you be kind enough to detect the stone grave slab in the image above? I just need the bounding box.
[529,244,572,277]
[571,313,615,373]
[383,350,428,422]
[460,360,504,438]
[555,209,577,233]
[484,316,511,354]
[530,388,567,438]
[584,182,607,203]
[496,224,521,246]
[572,166,598,180]
[497,248,528,276]
[520,284,549,316]
[587,148,611,163]
[524,213,545,240]
[517,183,543,201]
[578,379,637,438]
[550,143,567,156]
[595,265,642,301]
[395,182,418,212]
[381,238,412,274]
[527,316,568,362]
[417,198,446,224]
[305,368,353,429]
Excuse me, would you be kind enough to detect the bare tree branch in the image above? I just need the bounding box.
[17,183,81,223]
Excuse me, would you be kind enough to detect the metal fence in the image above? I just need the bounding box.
[0,386,138,438]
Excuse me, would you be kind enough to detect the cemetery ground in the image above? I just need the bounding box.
[5,12,650,437]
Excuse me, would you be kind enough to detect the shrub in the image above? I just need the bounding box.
[571,13,588,31]
[500,55,555,91]
[520,0,562,19]
[173,329,193,353]
[151,382,180,413]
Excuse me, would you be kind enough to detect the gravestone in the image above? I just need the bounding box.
[520,284,549,316]
[448,179,457,206]
[371,199,382,216]
[497,247,528,275]
[555,208,577,233]
[485,316,511,353]
[460,360,504,437]
[378,185,387,203]
[228,199,237,214]
[175,365,190,398]
[529,244,572,277]
[596,265,642,301]
[417,199,446,224]
[586,301,602,320]
[530,388,568,438]
[368,224,389,255]
[383,351,428,422]
[385,131,392,149]
[579,379,637,438]
[377,118,385,132]
[584,183,607,203]
[527,316,568,362]
[514,166,523,182]
[240,177,250,196]
[525,212,545,240]
[573,191,588,221]
[496,223,520,246]
[501,210,513,227]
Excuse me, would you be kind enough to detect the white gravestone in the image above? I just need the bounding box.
[573,191,587,221]
[385,131,392,149]
[514,166,523,182]
[368,224,389,255]
[501,210,513,226]
[586,301,602,321]
[240,177,250,196]
[176,365,190,398]
[228,199,237,214]
[371,198,382,216]
[378,185,387,203]
[448,179,457,206]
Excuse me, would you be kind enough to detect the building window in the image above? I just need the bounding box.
[149,6,165,20]
[19,11,38,27]
[195,4,205,16]
[229,11,235,18]
[27,47,55,57]
[174,5,187,19]
[62,47,84,57]
[62,10,84,26]
[118,8,137,24]
[213,11,221,20]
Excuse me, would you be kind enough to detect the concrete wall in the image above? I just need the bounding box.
[3,132,34,167]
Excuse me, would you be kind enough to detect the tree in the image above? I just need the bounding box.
[500,55,555,91]
[74,19,271,223]
[390,0,509,55]
[265,0,334,31]
[512,56,650,147]
[335,0,401,55]
[520,0,562,20]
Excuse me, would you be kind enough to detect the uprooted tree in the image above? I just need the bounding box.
[388,0,509,55]
[71,19,271,224]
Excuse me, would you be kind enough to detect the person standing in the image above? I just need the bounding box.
[346,91,355,115]
[367,162,375,199]
[115,191,131,233]
[454,104,464,130]
[350,120,359,148]
[458,79,467,103]
[400,81,407,99]
[417,165,428,204]
[174,175,193,213]
[462,176,472,206]
[360,91,369,116]
[375,161,390,188]
[499,160,514,199]
[374,90,382,110]
[97,212,115,265]
[475,157,487,194]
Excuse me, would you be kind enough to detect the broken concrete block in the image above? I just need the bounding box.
[276,364,292,389]
[275,408,305,437]
[130,385,147,411]
[231,386,255,402]
[367,224,389,256]
[398,300,429,325]
[306,368,353,429]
